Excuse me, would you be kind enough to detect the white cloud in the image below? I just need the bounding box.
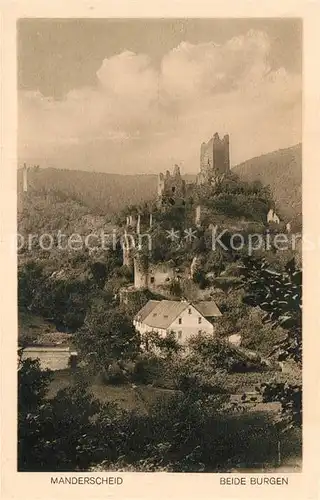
[18,30,301,172]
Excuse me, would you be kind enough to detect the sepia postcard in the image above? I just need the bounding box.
[0,1,319,499]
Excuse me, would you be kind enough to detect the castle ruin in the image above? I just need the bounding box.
[134,253,149,290]
[157,164,186,208]
[197,132,230,185]
[123,247,177,293]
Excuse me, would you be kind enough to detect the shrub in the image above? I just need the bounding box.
[142,331,182,358]
[241,257,302,429]
[130,353,163,385]
[104,363,126,384]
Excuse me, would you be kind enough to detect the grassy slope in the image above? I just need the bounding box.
[47,370,176,413]
[47,369,291,412]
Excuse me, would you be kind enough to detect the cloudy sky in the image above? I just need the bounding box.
[18,18,302,174]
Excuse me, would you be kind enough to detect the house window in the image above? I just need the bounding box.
[188,308,192,314]
[198,330,202,334]
[164,315,168,319]
[150,276,155,284]
[178,318,182,324]
[153,313,157,317]
[198,317,202,324]
[177,331,182,339]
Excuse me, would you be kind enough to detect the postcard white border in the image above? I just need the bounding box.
[1,1,319,499]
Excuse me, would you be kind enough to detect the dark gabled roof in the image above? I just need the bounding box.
[134,300,160,323]
[193,300,222,317]
[135,299,222,331]
[143,300,188,329]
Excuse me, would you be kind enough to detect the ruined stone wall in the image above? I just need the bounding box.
[134,253,149,290]
[148,263,176,290]
[157,165,186,206]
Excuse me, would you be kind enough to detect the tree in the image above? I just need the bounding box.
[187,334,232,368]
[143,330,181,358]
[18,356,111,471]
[18,261,44,310]
[240,257,302,429]
[193,269,209,289]
[31,277,91,332]
[18,355,53,414]
[241,257,302,364]
[90,261,108,288]
[169,279,183,298]
[36,384,104,471]
[214,289,282,355]
[18,356,53,470]
[75,306,141,370]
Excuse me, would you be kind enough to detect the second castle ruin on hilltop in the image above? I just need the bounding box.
[156,132,230,208]
[157,164,186,208]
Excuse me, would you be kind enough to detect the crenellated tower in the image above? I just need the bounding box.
[198,132,230,185]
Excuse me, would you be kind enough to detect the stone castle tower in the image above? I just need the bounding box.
[157,164,186,208]
[197,132,230,185]
[122,242,149,290]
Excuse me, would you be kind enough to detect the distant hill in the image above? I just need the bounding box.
[17,166,199,218]
[18,167,158,216]
[233,144,302,221]
[18,143,302,221]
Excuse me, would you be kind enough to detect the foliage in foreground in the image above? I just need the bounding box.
[240,257,302,430]
[18,357,301,472]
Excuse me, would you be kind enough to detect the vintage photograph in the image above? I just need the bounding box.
[17,18,302,473]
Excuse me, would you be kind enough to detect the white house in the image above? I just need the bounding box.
[134,299,222,344]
